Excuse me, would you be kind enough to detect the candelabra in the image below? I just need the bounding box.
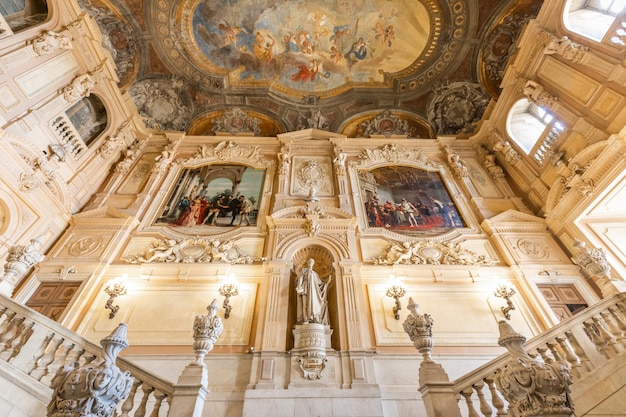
[386,276,406,320]
[104,276,128,319]
[219,275,239,319]
[494,282,516,320]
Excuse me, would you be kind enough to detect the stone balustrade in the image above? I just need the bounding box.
[441,293,626,417]
[0,295,174,416]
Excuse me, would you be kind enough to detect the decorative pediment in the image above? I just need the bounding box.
[69,206,139,227]
[481,210,546,234]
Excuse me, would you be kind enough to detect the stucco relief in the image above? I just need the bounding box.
[68,236,102,256]
[516,239,549,259]
[211,108,261,136]
[360,110,414,138]
[185,141,269,167]
[372,240,490,266]
[129,78,192,131]
[290,157,334,197]
[481,14,529,82]
[427,81,490,135]
[29,30,72,56]
[125,237,254,264]
[358,144,429,166]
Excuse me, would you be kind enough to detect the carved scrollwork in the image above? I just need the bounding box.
[372,240,490,266]
[212,108,261,135]
[360,110,414,138]
[124,237,254,264]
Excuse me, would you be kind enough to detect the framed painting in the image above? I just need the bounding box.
[156,164,265,231]
[358,165,465,236]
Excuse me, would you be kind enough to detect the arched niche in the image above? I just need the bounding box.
[286,244,340,351]
[1,0,48,33]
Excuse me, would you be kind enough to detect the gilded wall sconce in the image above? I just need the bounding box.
[386,276,406,320]
[104,275,127,319]
[219,274,239,319]
[494,282,516,320]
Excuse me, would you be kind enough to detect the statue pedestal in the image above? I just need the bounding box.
[289,323,335,386]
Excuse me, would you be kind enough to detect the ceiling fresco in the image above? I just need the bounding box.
[190,0,429,93]
[79,0,542,136]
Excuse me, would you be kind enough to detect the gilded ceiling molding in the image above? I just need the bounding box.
[124,237,254,264]
[372,240,491,266]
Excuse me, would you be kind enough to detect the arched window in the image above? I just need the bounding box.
[65,95,108,147]
[564,0,626,43]
[507,99,565,165]
[0,0,48,33]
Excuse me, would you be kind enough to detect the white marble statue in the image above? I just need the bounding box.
[295,258,331,325]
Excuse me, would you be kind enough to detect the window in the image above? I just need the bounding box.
[0,0,48,33]
[564,0,626,42]
[507,99,565,165]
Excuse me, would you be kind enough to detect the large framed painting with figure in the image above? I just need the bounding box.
[358,166,465,236]
[156,164,265,231]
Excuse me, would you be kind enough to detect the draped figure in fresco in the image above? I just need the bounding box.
[295,258,331,325]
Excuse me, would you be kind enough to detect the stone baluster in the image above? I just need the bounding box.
[483,377,507,415]
[600,310,625,344]
[134,383,155,417]
[68,347,86,365]
[609,306,626,338]
[149,390,167,417]
[120,379,142,417]
[0,311,16,335]
[536,346,553,364]
[472,382,494,417]
[0,315,25,351]
[591,316,620,354]
[564,330,593,372]
[493,321,574,417]
[42,342,76,385]
[461,389,481,417]
[556,336,582,378]
[5,321,34,361]
[35,336,64,381]
[546,341,564,362]
[29,332,54,375]
[583,321,612,359]
[0,306,8,325]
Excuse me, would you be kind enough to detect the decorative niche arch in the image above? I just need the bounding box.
[286,244,340,351]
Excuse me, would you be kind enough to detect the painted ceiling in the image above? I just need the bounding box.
[79,0,542,137]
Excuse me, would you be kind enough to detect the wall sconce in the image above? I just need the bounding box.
[104,275,127,319]
[385,276,406,320]
[219,274,239,319]
[494,282,516,320]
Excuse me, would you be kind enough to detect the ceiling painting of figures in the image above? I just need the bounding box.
[191,0,430,93]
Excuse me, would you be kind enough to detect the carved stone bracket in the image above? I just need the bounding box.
[62,74,95,103]
[522,80,558,110]
[125,237,254,264]
[373,240,491,266]
[1,235,45,293]
[29,30,72,56]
